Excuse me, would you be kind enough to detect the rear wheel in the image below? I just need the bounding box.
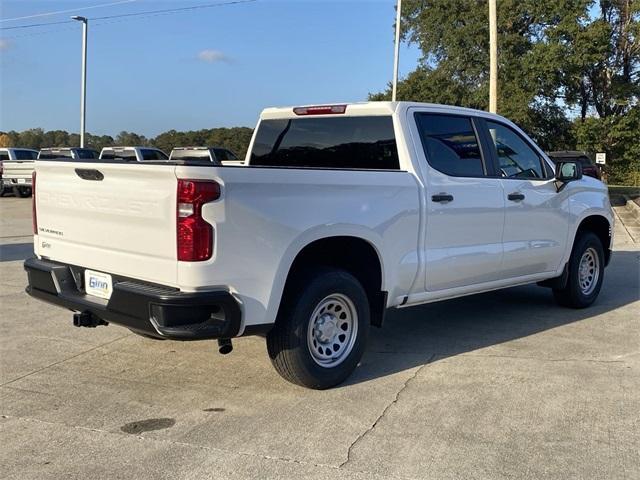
[553,232,604,308]
[267,268,370,389]
[14,186,32,198]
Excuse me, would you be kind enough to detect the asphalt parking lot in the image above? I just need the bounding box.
[1,196,638,480]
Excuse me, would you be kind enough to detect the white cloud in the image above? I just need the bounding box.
[0,39,10,51]
[197,49,230,64]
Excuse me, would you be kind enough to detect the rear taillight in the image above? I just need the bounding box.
[176,179,220,261]
[32,171,37,235]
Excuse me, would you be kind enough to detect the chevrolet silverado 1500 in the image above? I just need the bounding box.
[25,102,614,389]
[1,148,39,197]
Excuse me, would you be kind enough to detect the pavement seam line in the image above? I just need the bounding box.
[0,414,421,480]
[339,354,435,469]
[0,333,132,388]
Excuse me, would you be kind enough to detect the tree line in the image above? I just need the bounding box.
[371,0,639,185]
[0,127,255,159]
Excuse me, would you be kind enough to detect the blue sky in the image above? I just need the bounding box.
[0,0,421,136]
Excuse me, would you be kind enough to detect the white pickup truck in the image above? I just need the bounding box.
[25,102,614,389]
[99,146,168,162]
[0,148,39,197]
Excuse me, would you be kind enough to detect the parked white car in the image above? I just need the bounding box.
[99,146,168,162]
[25,102,614,389]
[0,148,39,197]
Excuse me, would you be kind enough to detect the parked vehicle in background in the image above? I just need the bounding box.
[99,146,168,162]
[26,102,614,389]
[38,148,99,160]
[169,146,243,165]
[547,151,601,180]
[0,148,39,197]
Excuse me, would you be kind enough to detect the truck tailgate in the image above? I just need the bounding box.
[34,161,179,286]
[4,160,34,180]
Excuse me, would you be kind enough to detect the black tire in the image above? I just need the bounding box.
[14,186,32,198]
[553,231,604,308]
[267,268,370,389]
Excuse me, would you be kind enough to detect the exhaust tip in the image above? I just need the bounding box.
[217,338,233,355]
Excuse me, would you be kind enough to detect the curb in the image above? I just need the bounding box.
[623,195,640,222]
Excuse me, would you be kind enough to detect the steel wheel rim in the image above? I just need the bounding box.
[307,293,358,368]
[578,247,599,295]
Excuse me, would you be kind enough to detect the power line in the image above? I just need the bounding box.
[1,20,75,31]
[0,0,138,23]
[0,0,257,31]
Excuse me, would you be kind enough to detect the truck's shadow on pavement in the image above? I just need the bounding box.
[0,242,33,262]
[346,250,639,386]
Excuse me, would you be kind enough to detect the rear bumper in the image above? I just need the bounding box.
[24,257,242,340]
[6,178,32,186]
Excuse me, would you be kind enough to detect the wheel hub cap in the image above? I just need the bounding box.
[578,247,599,295]
[307,293,358,368]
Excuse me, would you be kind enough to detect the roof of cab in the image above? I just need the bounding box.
[259,101,508,122]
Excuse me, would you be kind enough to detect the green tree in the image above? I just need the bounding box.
[372,0,639,182]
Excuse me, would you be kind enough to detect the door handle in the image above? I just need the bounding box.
[431,194,454,203]
[508,192,525,201]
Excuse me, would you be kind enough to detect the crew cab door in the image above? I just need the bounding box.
[410,111,505,291]
[482,119,568,276]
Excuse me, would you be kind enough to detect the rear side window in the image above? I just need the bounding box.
[251,116,400,170]
[414,113,485,177]
[486,121,546,179]
[0,152,9,161]
[75,149,98,159]
[141,149,168,161]
[213,148,237,161]
[14,150,38,160]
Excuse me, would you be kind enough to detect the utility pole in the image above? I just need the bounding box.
[392,0,402,101]
[71,16,88,147]
[488,0,498,113]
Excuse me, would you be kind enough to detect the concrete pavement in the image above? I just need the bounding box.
[1,196,638,479]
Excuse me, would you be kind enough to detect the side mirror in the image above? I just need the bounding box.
[555,160,583,183]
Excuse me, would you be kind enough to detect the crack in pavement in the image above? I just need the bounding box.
[339,354,435,469]
[0,414,422,480]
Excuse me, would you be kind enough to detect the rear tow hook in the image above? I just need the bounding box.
[73,311,108,328]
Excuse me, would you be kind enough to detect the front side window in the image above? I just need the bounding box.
[251,116,399,170]
[414,113,485,177]
[486,121,545,179]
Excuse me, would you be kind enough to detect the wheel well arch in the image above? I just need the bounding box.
[280,236,387,327]
[575,215,612,265]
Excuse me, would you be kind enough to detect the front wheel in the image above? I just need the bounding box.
[553,232,605,308]
[267,268,370,389]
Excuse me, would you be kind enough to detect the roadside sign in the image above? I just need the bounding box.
[596,153,606,164]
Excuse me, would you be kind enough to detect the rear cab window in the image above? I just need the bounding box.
[38,150,73,160]
[100,149,137,161]
[250,116,400,170]
[14,150,38,160]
